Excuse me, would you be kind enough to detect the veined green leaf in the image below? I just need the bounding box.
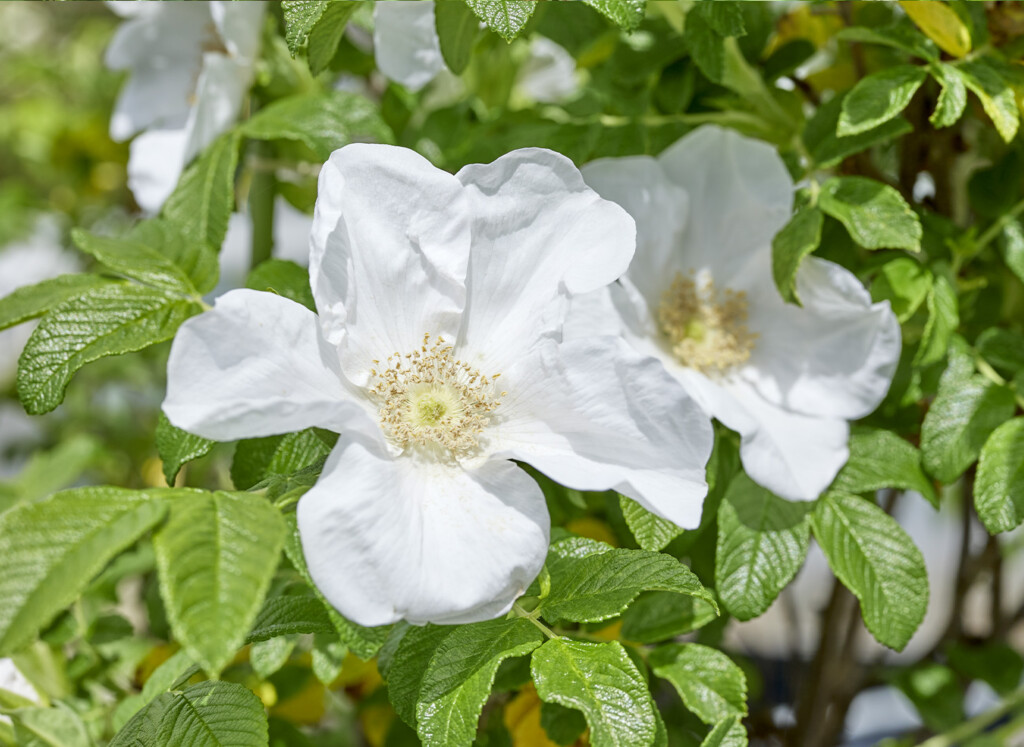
[282,0,356,74]
[582,0,646,31]
[818,176,922,252]
[715,473,811,621]
[771,207,824,305]
[870,257,932,322]
[154,490,285,676]
[110,680,267,747]
[242,91,393,161]
[464,0,537,42]
[231,429,330,491]
[621,591,719,643]
[163,132,240,254]
[833,427,937,507]
[0,487,167,654]
[975,418,1024,534]
[811,492,928,651]
[803,93,912,169]
[247,591,336,643]
[0,275,112,332]
[957,59,1020,143]
[7,705,90,747]
[386,624,457,728]
[531,639,658,747]
[541,544,715,623]
[701,717,748,747]
[619,495,682,552]
[650,643,747,725]
[838,65,928,137]
[416,618,543,747]
[17,284,201,415]
[930,63,968,128]
[155,413,214,486]
[837,23,939,61]
[921,337,1016,484]
[913,274,958,367]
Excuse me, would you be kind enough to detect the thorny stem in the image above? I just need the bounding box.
[512,601,559,640]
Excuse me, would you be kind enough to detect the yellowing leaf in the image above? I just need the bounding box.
[901,1,971,58]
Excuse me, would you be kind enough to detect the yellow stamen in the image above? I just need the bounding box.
[658,271,757,376]
[369,334,503,460]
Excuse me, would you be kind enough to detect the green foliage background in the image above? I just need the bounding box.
[1,2,1024,746]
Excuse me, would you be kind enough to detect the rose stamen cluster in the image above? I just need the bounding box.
[658,271,757,376]
[370,334,504,460]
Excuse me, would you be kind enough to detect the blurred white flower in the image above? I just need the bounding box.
[373,0,578,102]
[105,1,266,213]
[215,198,314,296]
[164,144,712,625]
[0,657,39,724]
[0,218,80,391]
[574,126,901,501]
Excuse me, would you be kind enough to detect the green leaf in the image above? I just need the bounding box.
[618,495,682,552]
[250,636,296,679]
[771,207,824,305]
[930,63,968,128]
[715,473,811,622]
[17,284,201,415]
[811,492,928,651]
[0,487,167,654]
[892,663,963,732]
[1001,219,1024,284]
[154,490,286,676]
[231,429,330,490]
[247,591,336,643]
[921,338,1016,484]
[803,93,913,169]
[282,515,389,660]
[110,680,267,747]
[0,275,112,332]
[581,0,646,31]
[282,1,356,74]
[72,220,216,296]
[386,625,457,728]
[838,65,928,136]
[685,8,726,83]
[541,545,716,624]
[870,257,932,322]
[975,418,1024,534]
[464,0,537,42]
[650,643,746,725]
[311,633,347,686]
[416,618,543,747]
[531,639,657,747]
[0,435,100,514]
[7,705,91,747]
[837,23,939,61]
[833,428,937,508]
[541,703,588,746]
[156,413,214,486]
[242,91,393,161]
[112,648,197,730]
[701,717,747,747]
[957,59,1020,142]
[435,0,478,75]
[946,642,1024,696]
[976,328,1024,378]
[818,177,922,252]
[913,274,959,367]
[621,592,719,644]
[163,132,240,254]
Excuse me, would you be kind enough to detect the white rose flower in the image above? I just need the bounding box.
[373,0,578,102]
[163,144,713,625]
[105,1,266,213]
[573,126,901,502]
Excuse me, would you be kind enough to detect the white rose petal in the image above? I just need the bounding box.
[577,125,900,502]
